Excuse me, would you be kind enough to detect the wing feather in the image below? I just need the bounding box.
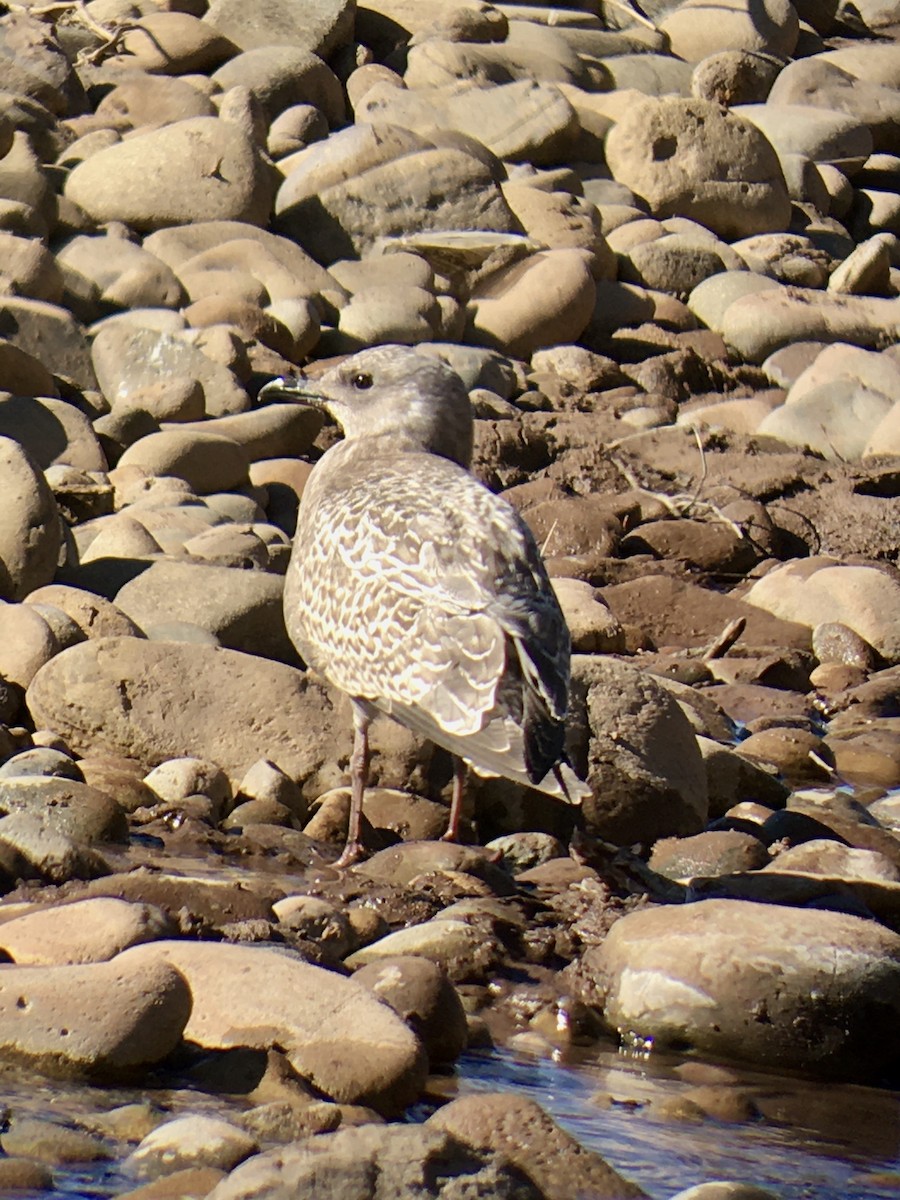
[288,450,577,791]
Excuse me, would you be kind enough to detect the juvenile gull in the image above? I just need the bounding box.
[261,345,590,865]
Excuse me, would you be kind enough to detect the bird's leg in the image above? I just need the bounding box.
[336,702,371,868]
[442,756,468,842]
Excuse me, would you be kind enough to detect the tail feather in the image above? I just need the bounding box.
[367,696,591,805]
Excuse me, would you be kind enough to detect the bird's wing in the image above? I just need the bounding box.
[320,460,571,751]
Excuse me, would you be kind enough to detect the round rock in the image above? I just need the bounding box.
[0,437,61,602]
[0,955,191,1079]
[119,940,427,1113]
[0,897,173,965]
[583,898,900,1081]
[576,656,709,843]
[64,117,275,231]
[604,97,791,239]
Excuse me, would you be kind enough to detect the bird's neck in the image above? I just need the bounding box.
[323,430,471,470]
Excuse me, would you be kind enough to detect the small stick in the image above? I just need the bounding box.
[702,617,746,660]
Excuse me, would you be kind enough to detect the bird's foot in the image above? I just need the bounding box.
[334,840,366,869]
[439,828,460,844]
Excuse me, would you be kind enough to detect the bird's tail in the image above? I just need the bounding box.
[549,760,592,805]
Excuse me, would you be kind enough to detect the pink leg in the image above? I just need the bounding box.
[441,756,468,842]
[335,703,370,868]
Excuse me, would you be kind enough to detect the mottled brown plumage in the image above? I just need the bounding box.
[262,345,589,865]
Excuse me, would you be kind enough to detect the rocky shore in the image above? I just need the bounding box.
[0,0,899,1194]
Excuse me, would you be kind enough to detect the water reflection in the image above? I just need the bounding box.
[455,1044,900,1199]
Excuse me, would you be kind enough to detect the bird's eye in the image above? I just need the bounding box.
[351,372,373,390]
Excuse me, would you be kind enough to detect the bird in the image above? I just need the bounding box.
[260,344,591,866]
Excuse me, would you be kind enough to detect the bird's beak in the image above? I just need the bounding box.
[258,375,326,407]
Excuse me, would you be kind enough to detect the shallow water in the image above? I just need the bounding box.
[455,1045,900,1199]
[6,1035,900,1199]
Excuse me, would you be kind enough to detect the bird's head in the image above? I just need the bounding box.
[260,345,474,469]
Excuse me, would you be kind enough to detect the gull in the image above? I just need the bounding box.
[261,345,590,865]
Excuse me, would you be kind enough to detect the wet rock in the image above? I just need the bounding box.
[352,956,468,1066]
[126,1115,257,1177]
[580,898,900,1081]
[485,831,567,874]
[766,839,900,883]
[671,1186,780,1200]
[0,897,174,964]
[428,1092,647,1199]
[0,1158,54,1192]
[575,656,708,844]
[0,775,127,842]
[203,1122,546,1200]
[0,813,109,882]
[64,118,276,230]
[346,917,505,984]
[698,737,790,817]
[649,830,769,880]
[0,746,83,780]
[355,841,512,890]
[77,756,156,813]
[735,726,834,785]
[0,1116,111,1165]
[116,1166,226,1199]
[144,757,232,815]
[826,723,900,788]
[119,940,427,1113]
[604,97,790,239]
[274,894,356,957]
[306,787,448,845]
[74,867,280,930]
[0,954,191,1078]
